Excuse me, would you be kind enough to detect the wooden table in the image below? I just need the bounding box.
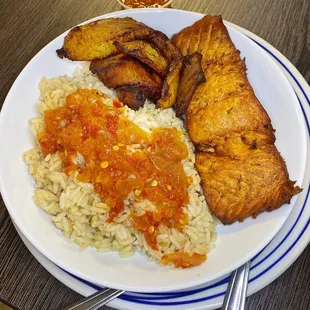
[0,0,309,309]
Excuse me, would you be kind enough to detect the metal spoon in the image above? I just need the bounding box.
[62,288,124,310]
[221,261,251,310]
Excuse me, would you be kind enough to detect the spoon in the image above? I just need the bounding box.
[221,261,251,310]
[62,288,124,310]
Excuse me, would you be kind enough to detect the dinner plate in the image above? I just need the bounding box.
[12,14,310,309]
[0,9,308,293]
[14,107,310,310]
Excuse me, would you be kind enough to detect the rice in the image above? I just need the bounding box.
[23,64,217,267]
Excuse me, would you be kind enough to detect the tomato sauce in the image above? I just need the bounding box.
[162,252,207,268]
[121,0,170,8]
[38,89,192,255]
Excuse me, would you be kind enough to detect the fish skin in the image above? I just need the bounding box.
[172,15,302,224]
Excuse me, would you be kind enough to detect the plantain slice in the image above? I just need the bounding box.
[174,52,206,116]
[147,31,183,109]
[90,55,163,99]
[114,40,168,76]
[88,53,128,69]
[57,17,154,61]
[116,86,147,110]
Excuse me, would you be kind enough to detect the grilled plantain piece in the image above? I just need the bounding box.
[172,15,302,224]
[115,86,147,110]
[90,55,163,99]
[114,40,168,76]
[148,31,183,109]
[174,52,206,116]
[57,17,154,61]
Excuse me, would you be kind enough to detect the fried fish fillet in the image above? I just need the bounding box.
[195,139,300,224]
[90,55,163,100]
[172,16,301,224]
[57,17,154,61]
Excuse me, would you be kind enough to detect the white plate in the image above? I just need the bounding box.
[13,20,310,309]
[0,9,308,293]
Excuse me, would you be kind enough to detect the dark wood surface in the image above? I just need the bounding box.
[0,0,309,309]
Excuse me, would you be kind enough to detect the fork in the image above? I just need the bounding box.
[221,261,251,310]
[62,288,124,310]
[62,261,251,310]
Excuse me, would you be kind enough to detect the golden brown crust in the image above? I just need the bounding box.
[195,147,302,224]
[57,17,154,61]
[187,90,275,147]
[114,40,168,76]
[90,56,162,99]
[174,52,206,116]
[115,86,146,110]
[173,15,302,224]
[148,31,183,109]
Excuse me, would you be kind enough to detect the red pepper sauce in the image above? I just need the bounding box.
[38,89,195,256]
[121,0,169,8]
[161,252,207,268]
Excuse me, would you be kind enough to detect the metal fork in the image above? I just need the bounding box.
[221,261,251,310]
[62,262,250,310]
[62,288,124,310]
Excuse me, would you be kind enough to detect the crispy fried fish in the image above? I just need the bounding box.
[172,16,301,224]
[174,52,206,116]
[195,139,300,224]
[90,55,163,100]
[57,17,154,61]
[114,40,168,76]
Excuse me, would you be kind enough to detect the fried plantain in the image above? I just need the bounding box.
[115,86,146,110]
[90,55,163,99]
[114,40,168,76]
[147,31,183,109]
[174,52,206,116]
[57,17,154,61]
[88,53,128,69]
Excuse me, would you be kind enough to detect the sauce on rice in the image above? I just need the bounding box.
[38,89,205,266]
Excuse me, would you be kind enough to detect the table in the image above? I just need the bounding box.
[0,0,309,309]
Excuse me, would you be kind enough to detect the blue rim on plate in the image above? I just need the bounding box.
[51,34,310,307]
[8,17,309,310]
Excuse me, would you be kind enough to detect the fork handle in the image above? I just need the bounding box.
[62,288,124,310]
[221,261,251,310]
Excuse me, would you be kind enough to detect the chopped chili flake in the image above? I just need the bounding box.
[113,100,122,108]
[38,89,190,249]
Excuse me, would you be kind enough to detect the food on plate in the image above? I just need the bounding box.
[119,0,171,9]
[56,17,154,61]
[23,14,302,270]
[57,18,182,110]
[172,15,302,224]
[174,52,206,116]
[23,66,216,268]
[90,55,163,100]
[114,40,168,76]
[115,86,147,110]
[195,145,300,224]
[148,31,183,108]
